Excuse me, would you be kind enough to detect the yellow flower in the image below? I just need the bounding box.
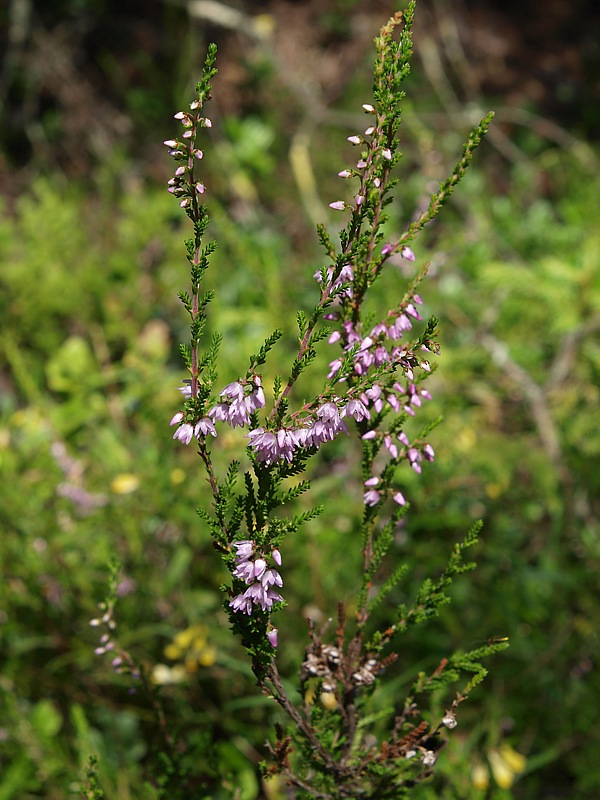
[110,473,140,494]
[164,625,216,670]
[500,743,526,774]
[319,691,338,710]
[170,468,186,485]
[164,643,182,661]
[471,760,490,790]
[488,744,526,789]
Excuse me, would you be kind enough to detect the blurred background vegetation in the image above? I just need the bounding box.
[1,0,599,797]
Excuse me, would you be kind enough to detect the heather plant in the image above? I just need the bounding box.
[90,6,506,796]
[2,3,598,798]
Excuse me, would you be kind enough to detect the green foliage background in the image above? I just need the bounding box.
[1,0,599,797]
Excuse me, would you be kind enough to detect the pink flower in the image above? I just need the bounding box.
[327,359,343,379]
[384,435,398,459]
[344,399,370,422]
[364,489,381,506]
[195,417,217,438]
[233,540,255,559]
[423,444,435,461]
[173,423,194,444]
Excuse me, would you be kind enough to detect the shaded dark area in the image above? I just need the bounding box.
[1,0,599,194]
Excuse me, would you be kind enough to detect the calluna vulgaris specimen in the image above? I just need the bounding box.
[95,4,507,798]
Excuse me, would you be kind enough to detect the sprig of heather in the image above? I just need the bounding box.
[166,44,219,441]
[163,4,504,795]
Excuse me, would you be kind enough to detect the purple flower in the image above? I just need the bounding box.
[195,417,217,438]
[229,542,284,616]
[423,444,435,461]
[232,558,266,582]
[384,435,398,459]
[327,359,343,379]
[344,398,370,422]
[247,427,296,465]
[267,628,278,647]
[229,593,253,614]
[364,476,381,506]
[405,304,422,320]
[407,447,422,474]
[173,423,194,444]
[261,568,283,589]
[364,489,381,506]
[209,377,265,429]
[329,201,347,211]
[233,540,254,559]
[240,583,283,612]
[364,384,384,413]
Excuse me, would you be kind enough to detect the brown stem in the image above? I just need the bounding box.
[197,439,229,542]
[265,660,338,772]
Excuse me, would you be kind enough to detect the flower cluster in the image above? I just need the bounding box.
[229,540,284,626]
[170,376,265,444]
[163,102,212,208]
[209,376,265,428]
[247,397,369,466]
[170,413,216,444]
